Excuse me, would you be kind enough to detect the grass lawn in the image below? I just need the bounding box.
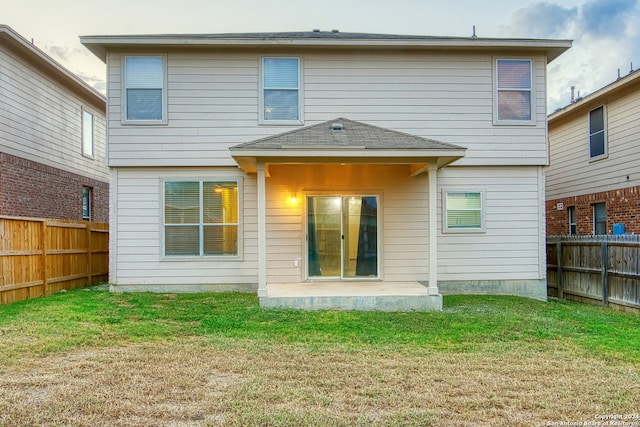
[0,288,639,426]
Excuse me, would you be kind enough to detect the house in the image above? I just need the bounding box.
[80,31,571,310]
[0,25,108,222]
[546,69,640,236]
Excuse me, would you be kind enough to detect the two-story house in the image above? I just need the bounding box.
[0,25,108,222]
[546,69,640,236]
[81,31,570,310]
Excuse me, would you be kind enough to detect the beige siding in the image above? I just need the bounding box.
[438,166,545,281]
[112,164,545,287]
[111,167,258,287]
[107,50,549,168]
[0,48,108,182]
[547,86,640,199]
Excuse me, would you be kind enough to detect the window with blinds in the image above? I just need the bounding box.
[444,191,484,232]
[125,56,165,122]
[164,181,239,256]
[261,57,301,123]
[82,108,94,157]
[496,59,532,122]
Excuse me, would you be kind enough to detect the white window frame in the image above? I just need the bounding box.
[81,107,94,158]
[593,202,606,235]
[259,56,303,125]
[122,55,167,125]
[588,105,607,160]
[442,189,486,233]
[493,58,535,125]
[161,178,242,260]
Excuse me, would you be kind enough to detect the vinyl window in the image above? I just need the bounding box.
[261,57,302,124]
[164,180,239,257]
[124,56,165,123]
[495,59,533,123]
[444,191,485,232]
[589,106,606,159]
[82,186,92,220]
[568,206,576,235]
[593,203,606,235]
[81,108,94,158]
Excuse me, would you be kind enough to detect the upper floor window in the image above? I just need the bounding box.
[124,56,165,123]
[164,180,239,257]
[443,190,485,233]
[82,108,94,158]
[589,106,607,159]
[261,57,302,124]
[495,59,532,123]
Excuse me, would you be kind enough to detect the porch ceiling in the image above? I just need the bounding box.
[229,118,466,174]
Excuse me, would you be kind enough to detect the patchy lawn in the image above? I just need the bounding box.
[0,289,638,426]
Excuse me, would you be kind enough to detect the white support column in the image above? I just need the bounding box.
[427,163,439,295]
[257,162,267,297]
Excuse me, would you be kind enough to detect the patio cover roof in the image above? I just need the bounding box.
[229,118,466,174]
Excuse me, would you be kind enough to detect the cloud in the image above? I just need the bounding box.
[501,0,640,112]
[500,2,577,39]
[46,45,70,62]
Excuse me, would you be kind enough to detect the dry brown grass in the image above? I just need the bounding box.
[0,338,638,426]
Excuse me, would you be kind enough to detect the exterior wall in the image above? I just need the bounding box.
[106,50,549,168]
[546,186,640,236]
[109,167,257,291]
[0,152,108,222]
[0,47,109,183]
[0,29,109,221]
[110,164,546,294]
[546,73,640,236]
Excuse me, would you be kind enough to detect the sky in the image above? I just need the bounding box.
[4,0,639,112]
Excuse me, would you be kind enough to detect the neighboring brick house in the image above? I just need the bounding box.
[0,25,108,222]
[546,69,640,236]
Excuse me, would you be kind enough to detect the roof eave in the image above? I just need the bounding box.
[80,34,572,63]
[230,147,467,173]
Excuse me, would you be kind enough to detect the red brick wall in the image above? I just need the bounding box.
[0,152,109,222]
[546,186,640,236]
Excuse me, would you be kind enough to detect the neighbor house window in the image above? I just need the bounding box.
[82,187,92,220]
[568,206,576,235]
[589,106,606,159]
[82,108,94,157]
[164,180,239,256]
[495,59,532,122]
[593,203,606,235]
[124,56,165,122]
[261,57,301,123]
[444,191,484,232]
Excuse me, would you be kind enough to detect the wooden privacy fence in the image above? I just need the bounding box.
[0,216,108,305]
[547,235,640,312]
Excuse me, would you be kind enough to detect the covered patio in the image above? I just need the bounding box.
[230,118,466,311]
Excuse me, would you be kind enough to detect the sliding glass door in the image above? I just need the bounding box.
[307,195,378,280]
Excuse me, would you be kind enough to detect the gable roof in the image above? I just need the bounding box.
[230,118,466,173]
[80,30,571,63]
[0,24,105,110]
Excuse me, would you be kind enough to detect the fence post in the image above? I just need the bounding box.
[41,220,48,296]
[601,240,609,306]
[86,222,92,286]
[556,241,563,299]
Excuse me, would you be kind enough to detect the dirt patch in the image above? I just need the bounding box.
[0,339,638,426]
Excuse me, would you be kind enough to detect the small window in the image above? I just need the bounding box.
[589,106,606,159]
[82,187,92,220]
[82,108,94,158]
[568,206,576,235]
[444,191,484,232]
[593,203,606,235]
[124,56,165,122]
[261,57,301,124]
[164,180,239,257]
[495,59,532,122]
